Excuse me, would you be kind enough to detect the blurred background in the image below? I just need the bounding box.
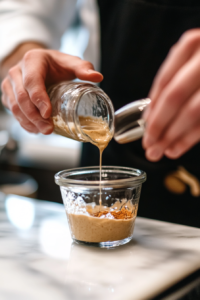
[0,1,97,203]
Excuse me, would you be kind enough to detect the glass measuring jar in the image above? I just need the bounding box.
[48,81,151,144]
[55,166,146,248]
[47,81,115,144]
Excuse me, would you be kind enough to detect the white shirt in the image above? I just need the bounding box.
[0,0,100,70]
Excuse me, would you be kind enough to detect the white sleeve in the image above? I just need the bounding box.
[0,0,77,62]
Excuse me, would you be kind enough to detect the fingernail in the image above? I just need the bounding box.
[37,121,53,134]
[87,70,102,77]
[146,146,163,161]
[165,148,180,158]
[143,134,156,148]
[38,101,48,117]
[87,69,97,73]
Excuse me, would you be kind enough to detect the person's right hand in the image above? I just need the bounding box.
[1,49,103,134]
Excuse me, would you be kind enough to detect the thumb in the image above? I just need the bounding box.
[50,51,104,83]
[78,69,104,82]
[73,62,103,83]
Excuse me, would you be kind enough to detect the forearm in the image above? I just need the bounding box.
[0,42,46,80]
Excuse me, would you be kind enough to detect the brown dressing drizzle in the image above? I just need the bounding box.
[80,116,113,207]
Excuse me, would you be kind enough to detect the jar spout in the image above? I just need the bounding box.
[114,98,151,144]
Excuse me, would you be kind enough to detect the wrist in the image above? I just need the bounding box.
[0,42,46,80]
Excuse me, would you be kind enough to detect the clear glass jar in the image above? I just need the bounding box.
[55,166,146,248]
[48,81,115,143]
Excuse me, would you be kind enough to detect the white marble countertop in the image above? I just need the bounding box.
[0,193,200,300]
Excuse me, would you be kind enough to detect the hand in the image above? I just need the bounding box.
[142,29,200,161]
[1,49,103,134]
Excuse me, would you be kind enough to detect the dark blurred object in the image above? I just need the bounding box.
[0,90,4,111]
[0,124,36,197]
[0,171,38,198]
[154,269,200,300]
[0,130,9,154]
[0,146,62,203]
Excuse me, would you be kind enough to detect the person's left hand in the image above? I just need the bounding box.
[142,29,200,162]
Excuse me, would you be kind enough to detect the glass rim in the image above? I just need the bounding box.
[55,166,146,189]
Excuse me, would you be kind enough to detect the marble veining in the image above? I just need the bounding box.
[0,193,200,300]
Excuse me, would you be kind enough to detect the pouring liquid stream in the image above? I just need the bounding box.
[80,116,113,208]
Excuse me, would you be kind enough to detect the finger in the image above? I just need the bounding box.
[144,88,200,161]
[149,29,200,109]
[143,51,200,149]
[1,78,10,109]
[164,123,200,159]
[1,94,7,108]
[21,50,52,119]
[8,66,53,135]
[2,78,39,133]
[70,60,103,82]
[49,51,103,83]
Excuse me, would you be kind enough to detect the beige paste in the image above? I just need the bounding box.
[67,202,137,243]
